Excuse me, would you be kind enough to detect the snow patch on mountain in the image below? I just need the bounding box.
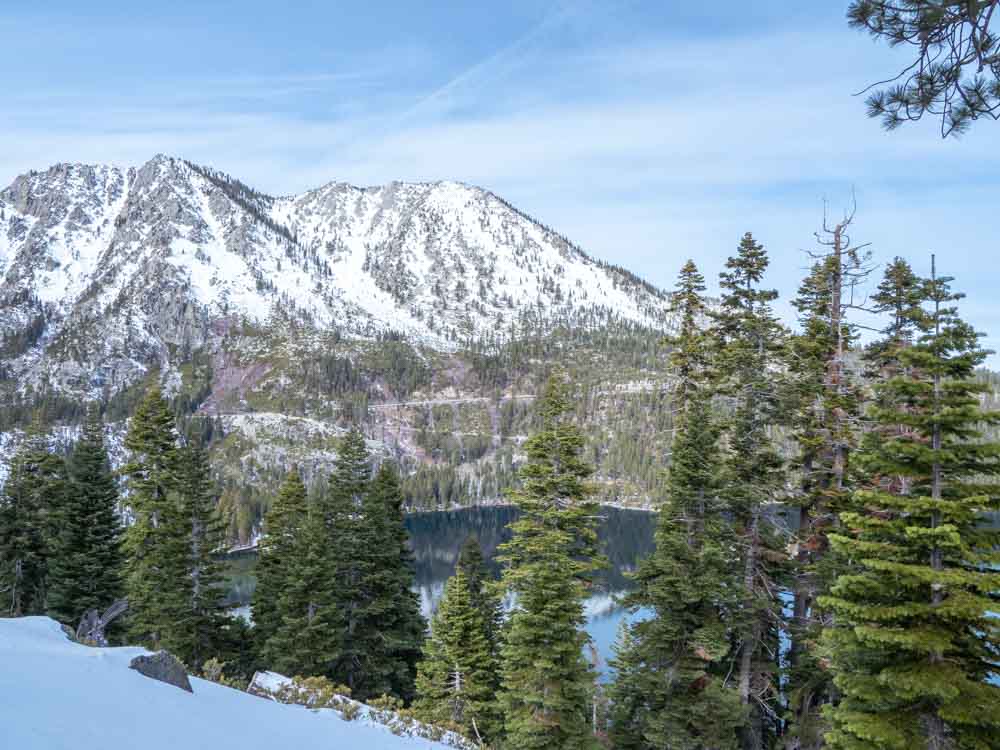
[1,154,671,401]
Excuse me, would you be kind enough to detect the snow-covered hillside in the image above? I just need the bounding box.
[0,154,670,399]
[0,616,452,750]
[0,155,678,530]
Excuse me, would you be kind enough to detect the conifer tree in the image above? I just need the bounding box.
[783,220,871,748]
[267,428,371,688]
[253,467,308,658]
[121,386,183,648]
[357,462,426,703]
[497,373,603,750]
[0,431,66,616]
[266,495,341,678]
[324,427,371,694]
[168,442,228,669]
[864,257,926,377]
[414,567,502,744]
[46,406,123,627]
[610,260,743,750]
[821,260,1000,749]
[456,534,502,657]
[711,233,787,750]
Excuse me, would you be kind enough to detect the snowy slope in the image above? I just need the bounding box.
[0,616,451,750]
[0,155,671,399]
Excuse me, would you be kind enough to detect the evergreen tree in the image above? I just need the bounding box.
[821,261,1000,749]
[266,495,341,678]
[864,257,926,377]
[414,567,502,744]
[168,442,228,669]
[267,428,371,688]
[610,260,743,750]
[253,468,308,659]
[46,406,123,628]
[456,534,502,657]
[711,233,787,750]
[497,373,603,750]
[783,222,871,749]
[0,431,66,617]
[121,386,183,648]
[357,462,426,703]
[324,427,371,694]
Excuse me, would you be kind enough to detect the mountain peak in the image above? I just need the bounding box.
[1,156,671,401]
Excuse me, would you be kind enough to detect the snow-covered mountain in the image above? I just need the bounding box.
[0,154,669,399]
[0,155,678,537]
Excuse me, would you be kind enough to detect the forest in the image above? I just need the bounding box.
[2,219,998,749]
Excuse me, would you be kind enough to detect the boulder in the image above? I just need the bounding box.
[129,651,193,693]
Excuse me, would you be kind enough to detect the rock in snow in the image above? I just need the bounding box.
[129,651,193,693]
[0,616,451,749]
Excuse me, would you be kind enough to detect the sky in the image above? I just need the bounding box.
[2,1,998,355]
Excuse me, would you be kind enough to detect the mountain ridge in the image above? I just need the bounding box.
[0,154,679,540]
[1,154,671,400]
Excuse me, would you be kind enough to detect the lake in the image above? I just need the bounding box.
[224,505,659,678]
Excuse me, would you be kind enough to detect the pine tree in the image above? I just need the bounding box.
[121,386,183,648]
[253,468,308,659]
[357,462,426,703]
[711,233,787,750]
[821,260,1000,749]
[414,567,502,744]
[267,428,370,687]
[864,257,926,377]
[168,442,228,670]
[610,260,743,750]
[497,373,603,750]
[456,534,502,658]
[324,427,371,694]
[783,222,871,749]
[0,431,66,617]
[46,406,123,628]
[266,495,341,678]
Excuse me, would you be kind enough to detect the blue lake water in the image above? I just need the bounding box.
[225,505,658,678]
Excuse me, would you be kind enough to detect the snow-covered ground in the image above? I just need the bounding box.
[0,616,451,750]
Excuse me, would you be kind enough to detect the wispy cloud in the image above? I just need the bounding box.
[2,4,998,356]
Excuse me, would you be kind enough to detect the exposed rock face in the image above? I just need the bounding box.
[0,154,678,537]
[0,154,671,403]
[129,651,193,693]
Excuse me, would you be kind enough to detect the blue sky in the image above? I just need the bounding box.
[3,1,999,355]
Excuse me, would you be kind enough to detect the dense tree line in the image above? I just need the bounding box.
[2,216,999,750]
[252,429,426,702]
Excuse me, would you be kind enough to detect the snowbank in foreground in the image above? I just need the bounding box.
[0,616,450,750]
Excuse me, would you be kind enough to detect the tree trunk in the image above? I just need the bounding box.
[739,507,763,750]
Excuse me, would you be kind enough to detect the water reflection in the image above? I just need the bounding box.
[225,506,659,677]
[405,506,657,676]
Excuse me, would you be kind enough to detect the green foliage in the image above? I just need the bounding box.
[263,431,425,704]
[414,567,502,744]
[711,233,788,750]
[46,406,123,628]
[610,260,743,750]
[253,468,308,658]
[456,535,502,653]
[821,264,1000,749]
[783,242,870,746]
[353,463,426,703]
[0,430,66,616]
[121,386,184,647]
[847,0,1000,137]
[497,373,604,750]
[170,442,229,669]
[121,386,227,668]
